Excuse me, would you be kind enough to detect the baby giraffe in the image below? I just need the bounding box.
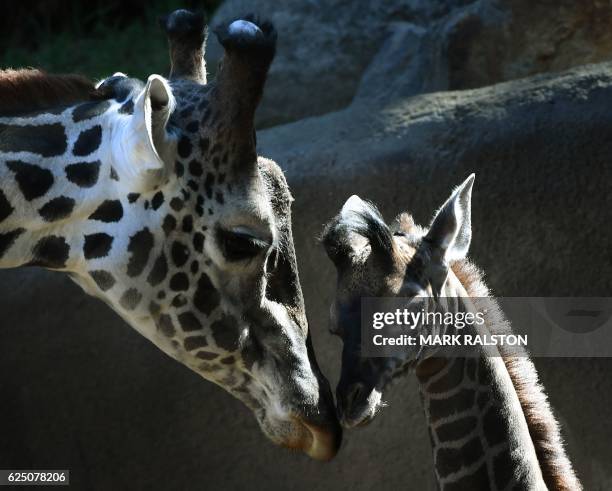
[321,176,580,490]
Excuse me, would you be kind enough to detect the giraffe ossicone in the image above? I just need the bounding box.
[0,9,341,460]
[228,20,263,39]
[322,176,582,489]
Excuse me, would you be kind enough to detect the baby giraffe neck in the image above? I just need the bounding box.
[410,266,581,490]
[415,348,546,490]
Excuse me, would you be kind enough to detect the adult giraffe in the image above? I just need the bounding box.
[0,10,341,459]
[321,176,581,488]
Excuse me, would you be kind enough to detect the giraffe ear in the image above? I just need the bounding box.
[322,195,394,267]
[423,175,474,297]
[116,75,177,191]
[133,75,177,172]
[425,174,475,262]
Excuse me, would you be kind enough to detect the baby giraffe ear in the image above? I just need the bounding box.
[341,195,369,222]
[115,75,177,192]
[339,195,372,251]
[425,174,475,262]
[423,174,474,297]
[322,194,395,267]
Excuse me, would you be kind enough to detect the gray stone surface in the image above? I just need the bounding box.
[207,0,612,127]
[261,63,612,490]
[1,60,611,489]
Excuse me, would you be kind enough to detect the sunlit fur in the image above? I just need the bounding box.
[0,69,110,116]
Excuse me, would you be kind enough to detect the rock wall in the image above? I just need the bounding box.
[259,63,612,490]
[1,1,612,490]
[208,0,612,127]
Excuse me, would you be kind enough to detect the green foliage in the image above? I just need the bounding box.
[0,0,222,81]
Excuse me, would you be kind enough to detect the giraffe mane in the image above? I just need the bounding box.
[0,68,111,116]
[451,259,582,491]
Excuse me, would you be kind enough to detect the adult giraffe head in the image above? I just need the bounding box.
[0,9,341,459]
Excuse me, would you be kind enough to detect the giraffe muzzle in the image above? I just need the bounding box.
[299,417,343,461]
[263,409,341,461]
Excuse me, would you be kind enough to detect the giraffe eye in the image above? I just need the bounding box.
[217,228,270,262]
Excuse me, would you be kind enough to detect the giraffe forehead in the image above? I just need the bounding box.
[170,82,212,124]
[168,121,278,235]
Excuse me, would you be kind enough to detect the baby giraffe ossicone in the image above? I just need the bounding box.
[322,176,580,490]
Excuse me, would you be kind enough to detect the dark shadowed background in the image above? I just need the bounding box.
[0,0,221,81]
[1,1,612,490]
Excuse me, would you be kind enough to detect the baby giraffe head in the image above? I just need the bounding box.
[321,175,475,428]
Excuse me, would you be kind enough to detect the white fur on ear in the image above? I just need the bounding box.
[341,195,367,219]
[425,174,475,261]
[337,195,368,252]
[136,75,175,167]
[111,74,177,192]
[337,194,395,258]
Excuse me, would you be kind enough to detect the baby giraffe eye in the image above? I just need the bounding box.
[217,228,271,262]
